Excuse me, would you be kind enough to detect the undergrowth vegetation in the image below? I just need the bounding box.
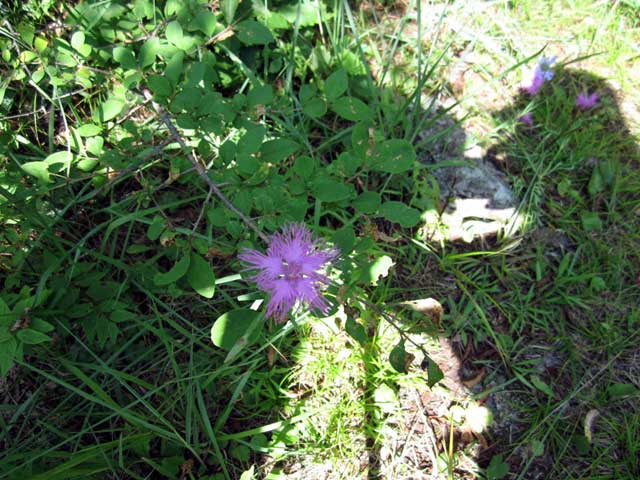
[0,0,639,479]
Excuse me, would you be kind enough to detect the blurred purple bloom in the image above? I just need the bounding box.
[239,224,338,322]
[524,55,556,95]
[576,92,599,110]
[519,112,534,126]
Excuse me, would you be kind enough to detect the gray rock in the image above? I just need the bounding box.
[416,110,521,242]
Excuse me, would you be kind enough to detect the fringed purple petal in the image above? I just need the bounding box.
[239,223,339,321]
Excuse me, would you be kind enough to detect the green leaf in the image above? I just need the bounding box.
[486,454,509,480]
[389,340,408,373]
[44,151,73,169]
[370,139,416,173]
[31,318,55,333]
[139,38,160,68]
[332,97,372,122]
[238,125,266,155]
[154,253,190,286]
[222,0,239,23]
[423,356,444,387]
[588,168,604,196]
[166,21,184,46]
[187,253,216,298]
[353,191,381,214]
[260,139,299,164]
[359,255,394,286]
[312,179,353,203]
[16,328,51,345]
[113,46,136,70]
[0,298,12,329]
[351,122,371,158]
[148,75,173,98]
[236,20,274,45]
[210,309,262,350]
[76,123,102,137]
[292,156,315,178]
[238,465,255,480]
[147,215,166,241]
[608,383,639,398]
[581,211,602,231]
[21,161,51,183]
[93,98,124,123]
[70,31,85,52]
[247,85,274,107]
[165,51,184,87]
[325,69,348,101]
[0,337,16,376]
[379,201,421,228]
[333,226,355,254]
[194,10,218,36]
[302,97,327,118]
[345,317,367,347]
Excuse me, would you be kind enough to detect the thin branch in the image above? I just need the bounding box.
[142,89,269,243]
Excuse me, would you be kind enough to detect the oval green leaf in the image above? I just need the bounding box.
[16,328,51,345]
[379,201,421,228]
[210,309,262,350]
[154,253,190,286]
[187,253,216,298]
[370,139,416,173]
[332,96,372,122]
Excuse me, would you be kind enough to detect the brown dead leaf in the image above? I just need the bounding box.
[462,366,486,389]
[403,297,444,324]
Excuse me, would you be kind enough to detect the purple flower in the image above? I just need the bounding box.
[576,92,599,110]
[239,224,338,322]
[524,55,556,95]
[518,112,534,126]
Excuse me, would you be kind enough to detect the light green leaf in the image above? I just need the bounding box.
[222,0,239,23]
[187,253,216,298]
[113,46,136,70]
[165,21,184,46]
[139,38,160,68]
[21,162,51,183]
[44,151,73,169]
[76,124,102,137]
[210,309,262,350]
[154,253,190,286]
[359,255,394,286]
[70,31,85,52]
[194,10,218,36]
[93,99,124,123]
